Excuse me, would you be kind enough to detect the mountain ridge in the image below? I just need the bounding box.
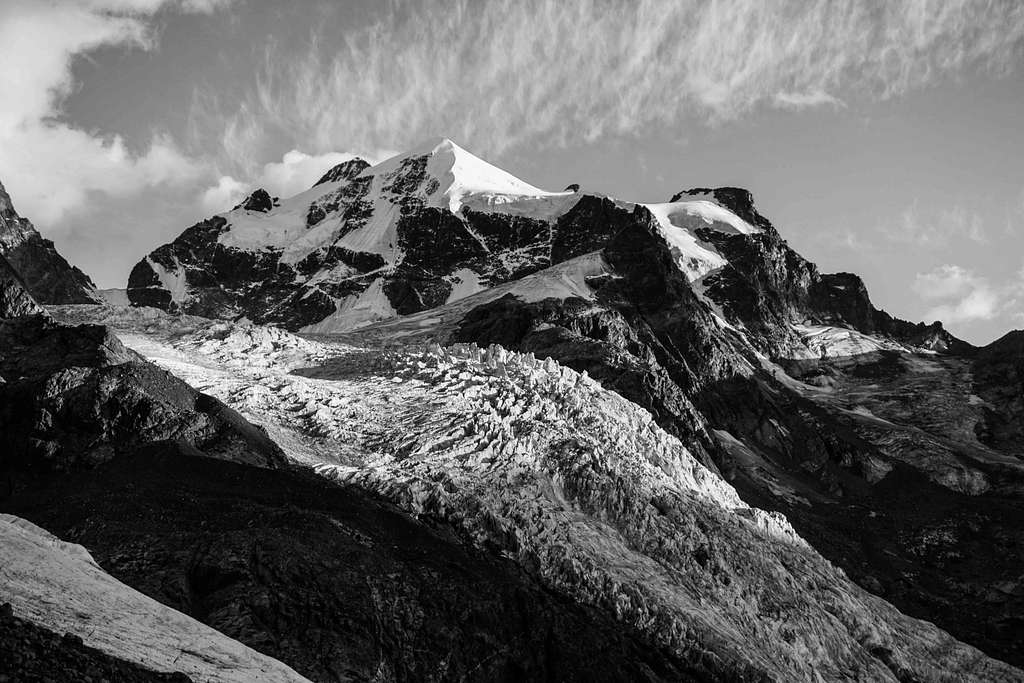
[0,180,99,305]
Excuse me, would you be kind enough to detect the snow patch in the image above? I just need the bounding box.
[148,256,190,306]
[792,324,907,358]
[299,279,399,333]
[445,268,485,304]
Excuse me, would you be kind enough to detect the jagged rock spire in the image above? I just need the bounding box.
[0,254,45,318]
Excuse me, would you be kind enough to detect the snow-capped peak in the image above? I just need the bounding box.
[366,137,565,213]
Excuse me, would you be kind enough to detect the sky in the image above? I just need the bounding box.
[0,0,1022,344]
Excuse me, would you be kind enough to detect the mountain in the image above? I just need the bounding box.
[0,179,98,304]
[128,138,615,330]
[5,143,1023,679]
[0,205,706,681]
[124,138,1024,668]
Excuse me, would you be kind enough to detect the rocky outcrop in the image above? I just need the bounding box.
[667,189,968,357]
[234,188,276,213]
[0,254,45,318]
[0,312,287,481]
[973,330,1024,457]
[314,158,370,186]
[0,179,97,304]
[0,604,190,683]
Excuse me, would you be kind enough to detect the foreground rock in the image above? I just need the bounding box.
[0,254,45,318]
[0,514,306,682]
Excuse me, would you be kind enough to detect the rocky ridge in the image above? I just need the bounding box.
[0,180,97,304]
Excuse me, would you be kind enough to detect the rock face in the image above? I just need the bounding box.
[0,280,286,479]
[0,254,45,318]
[974,330,1024,458]
[0,179,97,304]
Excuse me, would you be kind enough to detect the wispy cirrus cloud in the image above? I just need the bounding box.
[192,0,1024,169]
[914,263,1024,324]
[886,201,990,247]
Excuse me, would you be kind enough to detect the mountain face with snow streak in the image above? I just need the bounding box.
[0,179,98,305]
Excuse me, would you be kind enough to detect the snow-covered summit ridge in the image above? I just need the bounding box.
[368,137,571,213]
[210,137,762,271]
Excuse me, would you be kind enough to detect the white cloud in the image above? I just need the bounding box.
[194,0,1024,162]
[773,91,845,111]
[199,148,396,214]
[0,0,231,228]
[913,264,980,301]
[200,175,249,215]
[887,202,990,247]
[915,263,1024,324]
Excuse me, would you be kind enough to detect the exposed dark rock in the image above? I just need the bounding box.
[0,255,45,319]
[671,187,774,232]
[3,445,703,683]
[564,183,580,192]
[973,330,1024,457]
[234,188,275,213]
[0,315,287,482]
[0,179,97,304]
[551,195,637,263]
[0,603,190,682]
[314,158,370,187]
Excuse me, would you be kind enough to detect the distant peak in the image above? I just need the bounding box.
[0,179,17,218]
[670,187,773,232]
[314,158,370,187]
[234,188,275,213]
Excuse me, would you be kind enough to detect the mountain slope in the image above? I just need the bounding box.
[5,443,701,682]
[0,179,97,304]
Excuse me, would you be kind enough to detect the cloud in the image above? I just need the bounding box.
[913,264,980,300]
[914,263,1024,324]
[886,201,990,247]
[0,0,231,228]
[200,175,249,215]
[773,91,845,111]
[199,148,396,214]
[194,0,1024,163]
